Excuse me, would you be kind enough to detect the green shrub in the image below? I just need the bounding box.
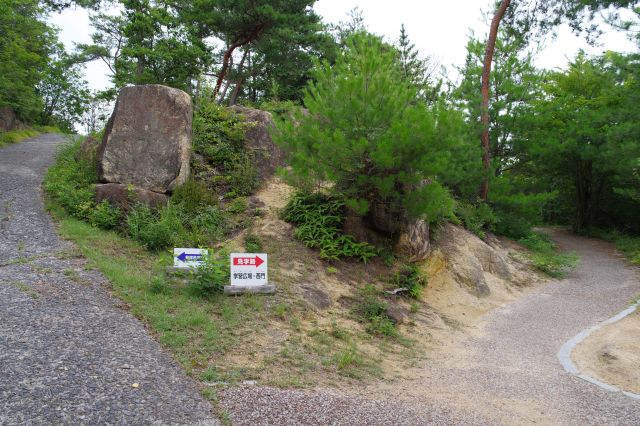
[190,205,227,243]
[44,139,97,221]
[91,200,122,229]
[227,197,248,215]
[149,276,169,294]
[455,201,496,239]
[282,192,379,262]
[228,152,258,196]
[192,98,256,195]
[189,252,229,297]
[171,179,216,215]
[127,203,186,250]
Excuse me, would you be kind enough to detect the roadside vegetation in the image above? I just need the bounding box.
[0,126,61,147]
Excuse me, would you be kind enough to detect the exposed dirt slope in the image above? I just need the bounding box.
[573,309,640,394]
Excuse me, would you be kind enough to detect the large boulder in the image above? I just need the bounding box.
[230,106,286,181]
[98,85,192,194]
[95,183,168,210]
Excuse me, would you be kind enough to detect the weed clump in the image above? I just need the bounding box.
[390,264,427,299]
[353,285,398,338]
[518,232,578,277]
[189,252,229,297]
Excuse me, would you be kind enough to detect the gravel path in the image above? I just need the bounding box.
[0,134,219,425]
[219,231,640,425]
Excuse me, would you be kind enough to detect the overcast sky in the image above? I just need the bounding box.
[48,0,637,93]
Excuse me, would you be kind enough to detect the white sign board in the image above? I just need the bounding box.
[173,248,208,269]
[230,253,268,287]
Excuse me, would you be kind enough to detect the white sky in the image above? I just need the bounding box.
[48,1,637,93]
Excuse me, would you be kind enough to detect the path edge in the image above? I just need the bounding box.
[557,300,640,400]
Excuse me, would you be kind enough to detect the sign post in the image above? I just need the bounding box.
[224,253,275,295]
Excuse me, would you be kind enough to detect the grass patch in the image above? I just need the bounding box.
[518,231,579,278]
[47,200,271,381]
[0,126,60,147]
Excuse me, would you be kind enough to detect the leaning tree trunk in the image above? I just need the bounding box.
[229,48,250,106]
[480,0,512,201]
[212,27,264,99]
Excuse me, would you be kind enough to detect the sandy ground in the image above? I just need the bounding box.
[573,309,640,395]
[220,229,640,425]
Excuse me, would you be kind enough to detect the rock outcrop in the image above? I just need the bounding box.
[231,106,286,182]
[0,107,23,131]
[434,223,517,297]
[98,85,192,194]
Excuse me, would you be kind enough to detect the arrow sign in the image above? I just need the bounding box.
[232,255,264,267]
[177,252,203,263]
[173,248,208,269]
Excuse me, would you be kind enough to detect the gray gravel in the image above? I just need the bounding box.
[0,134,219,425]
[219,230,640,425]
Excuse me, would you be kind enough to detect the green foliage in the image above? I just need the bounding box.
[520,53,640,232]
[391,264,427,299]
[91,200,122,230]
[396,24,440,104]
[44,139,97,222]
[0,128,41,147]
[275,32,462,227]
[226,197,248,215]
[282,192,378,262]
[454,201,497,239]
[189,252,230,297]
[0,0,54,121]
[192,97,257,196]
[171,179,217,215]
[149,276,169,295]
[518,232,579,278]
[126,203,186,250]
[38,47,89,131]
[353,285,397,337]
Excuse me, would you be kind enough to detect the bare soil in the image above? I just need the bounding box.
[573,309,640,394]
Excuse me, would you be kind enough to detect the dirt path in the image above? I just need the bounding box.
[219,233,640,425]
[0,135,218,425]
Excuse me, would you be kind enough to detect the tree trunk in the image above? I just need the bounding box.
[229,48,250,106]
[213,27,264,99]
[480,0,511,201]
[217,54,234,103]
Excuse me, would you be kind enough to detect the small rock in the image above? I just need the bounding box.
[386,305,409,325]
[131,383,139,388]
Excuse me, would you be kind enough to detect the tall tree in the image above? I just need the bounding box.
[37,47,90,131]
[478,0,639,200]
[187,0,323,99]
[0,0,55,121]
[526,53,640,231]
[396,24,440,104]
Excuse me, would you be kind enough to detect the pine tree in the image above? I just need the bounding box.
[396,24,440,104]
[275,33,466,229]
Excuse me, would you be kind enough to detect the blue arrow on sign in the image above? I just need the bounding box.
[177,252,203,262]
